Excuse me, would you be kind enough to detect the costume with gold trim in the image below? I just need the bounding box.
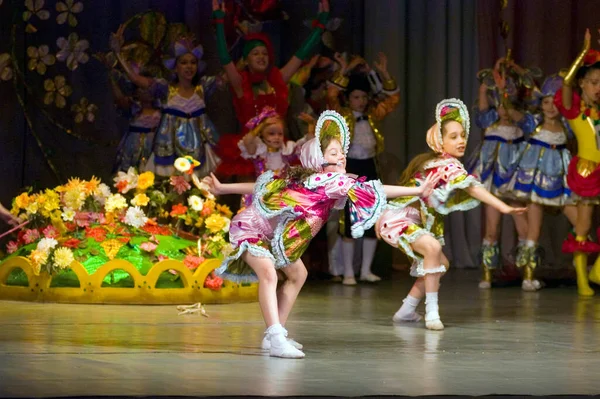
[147,78,220,178]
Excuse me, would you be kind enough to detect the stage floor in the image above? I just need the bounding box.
[1,269,599,397]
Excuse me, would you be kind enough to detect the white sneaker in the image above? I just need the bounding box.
[478,280,491,289]
[392,311,423,323]
[425,318,445,330]
[269,340,305,359]
[261,335,303,351]
[359,273,381,282]
[342,276,357,285]
[521,279,542,292]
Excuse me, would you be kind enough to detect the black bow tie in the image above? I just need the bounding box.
[355,115,368,122]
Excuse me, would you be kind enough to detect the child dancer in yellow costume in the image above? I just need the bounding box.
[554,29,600,296]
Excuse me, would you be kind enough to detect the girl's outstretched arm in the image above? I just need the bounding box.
[466,185,526,214]
[212,0,243,97]
[111,24,154,89]
[194,173,255,195]
[382,171,441,199]
[562,28,591,110]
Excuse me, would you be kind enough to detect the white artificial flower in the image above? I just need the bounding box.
[37,237,58,253]
[113,167,138,194]
[124,206,148,228]
[174,157,191,173]
[187,195,204,212]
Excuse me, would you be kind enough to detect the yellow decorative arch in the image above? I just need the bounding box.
[0,256,257,305]
[92,260,143,288]
[144,259,194,288]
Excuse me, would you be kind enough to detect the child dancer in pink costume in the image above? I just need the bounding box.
[376,99,526,330]
[200,110,439,358]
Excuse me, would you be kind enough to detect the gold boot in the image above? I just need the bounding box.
[588,255,600,286]
[478,242,499,289]
[521,265,541,292]
[479,265,492,289]
[521,246,542,292]
[574,251,595,297]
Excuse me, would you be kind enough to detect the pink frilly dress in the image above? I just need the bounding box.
[377,155,482,277]
[217,170,386,282]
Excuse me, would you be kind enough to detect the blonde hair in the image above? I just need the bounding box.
[248,116,284,141]
[398,119,457,185]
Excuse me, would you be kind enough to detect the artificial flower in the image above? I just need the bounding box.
[6,241,18,254]
[170,175,190,195]
[14,192,31,210]
[22,229,40,244]
[37,237,58,253]
[113,167,138,194]
[187,195,204,212]
[139,242,158,252]
[61,207,76,221]
[136,171,155,191]
[124,206,148,228]
[216,204,233,218]
[63,187,86,210]
[62,238,81,248]
[94,183,111,205]
[174,157,191,173]
[85,226,106,242]
[183,254,205,270]
[53,247,74,269]
[42,225,59,238]
[105,193,127,213]
[204,214,228,234]
[131,193,150,207]
[170,203,188,217]
[29,249,48,273]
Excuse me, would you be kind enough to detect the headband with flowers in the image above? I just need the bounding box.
[245,106,280,133]
[426,98,470,154]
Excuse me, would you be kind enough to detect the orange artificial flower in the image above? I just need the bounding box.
[170,203,188,217]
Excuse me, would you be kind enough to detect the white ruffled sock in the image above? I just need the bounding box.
[393,295,422,322]
[265,323,305,358]
[425,292,440,321]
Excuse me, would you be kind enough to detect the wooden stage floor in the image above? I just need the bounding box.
[1,269,599,397]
